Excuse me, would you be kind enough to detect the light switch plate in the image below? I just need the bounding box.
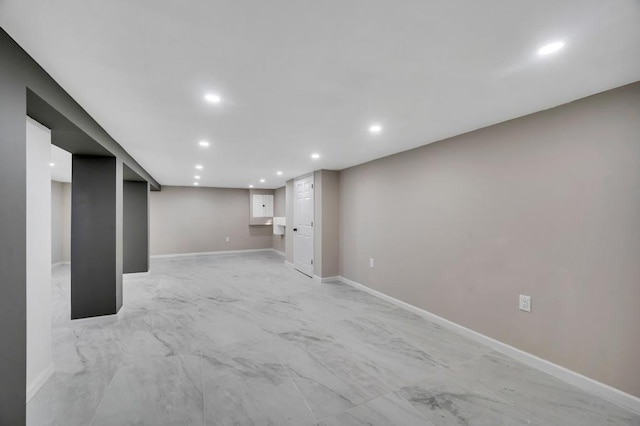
[519,295,531,312]
[369,258,375,268]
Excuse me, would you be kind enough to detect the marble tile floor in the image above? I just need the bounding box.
[29,252,640,425]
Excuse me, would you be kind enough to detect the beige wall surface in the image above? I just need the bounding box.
[273,186,286,254]
[51,181,71,264]
[339,82,640,397]
[150,186,272,256]
[321,170,340,278]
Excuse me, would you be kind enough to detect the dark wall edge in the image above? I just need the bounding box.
[1,27,161,190]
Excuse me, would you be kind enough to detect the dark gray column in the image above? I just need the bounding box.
[71,155,123,319]
[0,51,27,425]
[123,180,149,273]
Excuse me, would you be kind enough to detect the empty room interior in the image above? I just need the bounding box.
[1,1,640,425]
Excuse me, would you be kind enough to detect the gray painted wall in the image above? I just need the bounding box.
[51,181,71,264]
[1,28,158,422]
[150,186,273,256]
[0,31,28,424]
[339,82,640,397]
[123,181,149,273]
[71,155,123,319]
[272,186,286,254]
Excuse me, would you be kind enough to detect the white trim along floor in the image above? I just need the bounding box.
[29,252,639,425]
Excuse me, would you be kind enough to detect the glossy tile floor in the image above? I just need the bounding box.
[29,252,639,425]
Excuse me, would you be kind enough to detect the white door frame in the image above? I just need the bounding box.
[293,174,314,277]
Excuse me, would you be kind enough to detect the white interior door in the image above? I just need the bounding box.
[293,174,314,277]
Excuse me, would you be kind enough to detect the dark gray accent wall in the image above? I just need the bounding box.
[71,155,123,319]
[1,30,160,189]
[0,27,159,422]
[123,181,149,273]
[0,39,28,425]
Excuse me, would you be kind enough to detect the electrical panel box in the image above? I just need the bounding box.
[249,189,275,225]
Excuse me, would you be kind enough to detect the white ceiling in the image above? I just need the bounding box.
[2,1,639,189]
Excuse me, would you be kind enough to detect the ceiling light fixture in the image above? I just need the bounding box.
[199,140,210,147]
[204,93,222,103]
[194,176,201,180]
[195,164,203,170]
[369,124,383,133]
[311,153,320,159]
[193,182,199,186]
[249,185,254,188]
[260,179,265,183]
[49,162,55,167]
[276,171,283,175]
[537,41,565,56]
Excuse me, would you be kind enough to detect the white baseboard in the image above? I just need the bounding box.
[124,271,151,277]
[337,275,640,414]
[272,249,285,257]
[313,275,341,283]
[284,260,294,268]
[51,261,70,268]
[151,248,273,259]
[26,362,54,402]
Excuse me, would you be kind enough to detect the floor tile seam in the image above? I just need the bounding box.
[279,357,321,423]
[276,325,446,398]
[445,359,552,425]
[459,350,597,402]
[476,384,553,426]
[199,352,206,426]
[272,332,398,411]
[87,362,119,426]
[313,387,436,425]
[386,389,441,426]
[440,347,495,370]
[392,365,450,392]
[492,380,640,424]
[311,389,389,425]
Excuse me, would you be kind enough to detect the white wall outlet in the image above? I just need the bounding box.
[519,295,531,312]
[369,258,375,268]
[225,237,230,242]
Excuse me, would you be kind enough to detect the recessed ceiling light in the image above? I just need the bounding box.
[537,41,565,56]
[369,124,383,133]
[260,179,265,183]
[49,162,55,167]
[193,182,199,186]
[204,93,221,103]
[195,164,203,170]
[311,153,320,159]
[199,140,210,147]
[249,185,254,188]
[276,171,283,175]
[194,175,201,180]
